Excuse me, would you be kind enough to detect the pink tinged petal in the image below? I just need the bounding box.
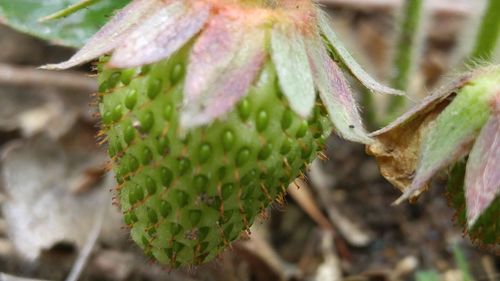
[43,0,160,70]
[317,10,403,96]
[306,37,371,144]
[271,25,316,119]
[180,15,266,128]
[394,80,497,204]
[183,14,244,103]
[465,101,500,227]
[108,1,211,68]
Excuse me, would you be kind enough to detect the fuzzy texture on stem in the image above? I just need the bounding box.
[469,0,500,62]
[386,0,426,121]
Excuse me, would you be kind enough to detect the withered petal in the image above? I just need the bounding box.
[42,0,160,70]
[270,24,316,119]
[180,13,266,128]
[109,1,211,68]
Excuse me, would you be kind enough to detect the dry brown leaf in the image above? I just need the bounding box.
[0,123,124,260]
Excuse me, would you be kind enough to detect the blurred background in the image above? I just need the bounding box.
[0,0,498,280]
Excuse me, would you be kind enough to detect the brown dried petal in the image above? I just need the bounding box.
[366,74,472,195]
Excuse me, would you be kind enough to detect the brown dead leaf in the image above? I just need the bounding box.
[0,122,125,260]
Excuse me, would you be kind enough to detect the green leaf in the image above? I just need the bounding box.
[0,0,130,47]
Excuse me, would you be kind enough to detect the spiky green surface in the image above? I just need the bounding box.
[447,163,500,246]
[98,50,332,267]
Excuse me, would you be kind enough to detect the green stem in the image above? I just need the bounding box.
[453,245,475,281]
[386,0,424,122]
[469,0,500,62]
[415,271,440,281]
[39,0,100,22]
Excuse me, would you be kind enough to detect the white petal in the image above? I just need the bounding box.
[271,25,316,118]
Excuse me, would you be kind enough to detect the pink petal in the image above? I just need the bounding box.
[306,37,371,143]
[180,13,266,128]
[43,0,161,70]
[109,1,211,68]
[465,98,500,227]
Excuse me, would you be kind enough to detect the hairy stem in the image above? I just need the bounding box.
[386,0,425,121]
[468,0,500,62]
[39,0,100,22]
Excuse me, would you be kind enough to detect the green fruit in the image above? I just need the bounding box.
[98,48,332,267]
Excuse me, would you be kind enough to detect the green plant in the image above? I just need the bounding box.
[31,0,403,267]
[366,0,499,248]
[468,0,500,63]
[386,0,425,121]
[0,0,129,47]
[0,0,498,268]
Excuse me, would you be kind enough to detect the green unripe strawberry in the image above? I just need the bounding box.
[47,0,400,267]
[98,51,332,266]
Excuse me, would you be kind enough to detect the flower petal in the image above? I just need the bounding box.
[317,10,403,96]
[271,25,316,118]
[395,74,498,204]
[43,0,160,70]
[180,14,266,128]
[109,1,211,68]
[465,97,500,227]
[306,37,371,143]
